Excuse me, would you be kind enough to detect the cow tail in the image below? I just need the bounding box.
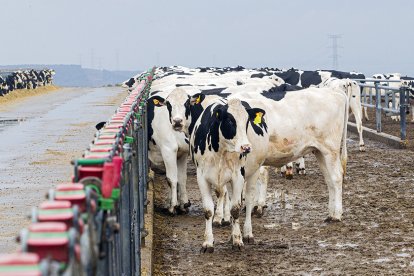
[341,81,350,176]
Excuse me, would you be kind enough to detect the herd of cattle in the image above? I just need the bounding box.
[0,69,55,96]
[124,66,413,252]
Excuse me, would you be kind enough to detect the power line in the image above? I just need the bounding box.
[328,34,342,70]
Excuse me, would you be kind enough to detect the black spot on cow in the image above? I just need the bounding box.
[274,70,301,86]
[240,101,268,137]
[200,87,227,96]
[261,84,302,101]
[176,84,192,87]
[147,95,166,147]
[150,90,161,95]
[185,138,189,144]
[125,77,136,87]
[237,81,243,86]
[166,101,172,123]
[322,70,365,80]
[251,73,266,78]
[240,167,245,178]
[95,121,106,130]
[207,84,216,86]
[192,104,237,155]
[176,72,193,76]
[300,71,322,88]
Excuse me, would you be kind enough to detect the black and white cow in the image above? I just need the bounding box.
[159,81,349,252]
[189,98,268,251]
[145,68,284,215]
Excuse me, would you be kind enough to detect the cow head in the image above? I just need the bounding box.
[161,88,192,132]
[216,98,253,154]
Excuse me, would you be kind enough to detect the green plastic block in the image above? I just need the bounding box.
[99,198,114,210]
[111,188,120,200]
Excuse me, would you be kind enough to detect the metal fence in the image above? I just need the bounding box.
[0,68,154,276]
[355,78,410,140]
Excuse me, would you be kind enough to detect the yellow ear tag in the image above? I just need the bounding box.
[216,112,219,118]
[195,95,201,104]
[153,99,159,105]
[254,112,263,125]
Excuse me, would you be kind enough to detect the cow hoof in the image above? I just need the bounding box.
[176,207,189,215]
[212,221,222,228]
[324,216,341,223]
[222,220,231,227]
[255,209,264,218]
[286,174,293,180]
[201,245,214,253]
[232,243,245,251]
[184,201,192,209]
[359,146,366,152]
[243,236,255,244]
[167,208,177,216]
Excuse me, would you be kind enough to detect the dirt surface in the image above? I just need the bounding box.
[0,86,128,253]
[350,108,414,150]
[153,133,414,275]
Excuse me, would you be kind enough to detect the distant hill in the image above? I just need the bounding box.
[0,64,140,87]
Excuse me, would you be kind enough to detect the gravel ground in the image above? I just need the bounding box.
[153,132,414,275]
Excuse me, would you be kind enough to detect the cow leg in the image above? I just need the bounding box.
[363,106,369,121]
[391,97,401,121]
[213,186,226,227]
[243,169,260,244]
[280,165,286,177]
[223,186,231,225]
[254,166,269,218]
[197,172,215,253]
[315,151,343,221]
[176,154,190,213]
[285,162,294,179]
[230,173,244,250]
[353,108,365,152]
[295,157,306,175]
[160,147,179,215]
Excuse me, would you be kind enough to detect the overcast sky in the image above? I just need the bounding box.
[1,0,413,76]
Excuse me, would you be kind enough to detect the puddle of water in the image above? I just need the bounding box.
[396,253,411,258]
[268,189,294,210]
[0,118,26,132]
[373,257,391,263]
[336,243,358,249]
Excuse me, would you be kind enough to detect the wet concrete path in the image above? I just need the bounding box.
[0,87,128,252]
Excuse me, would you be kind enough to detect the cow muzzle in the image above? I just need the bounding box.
[240,144,251,154]
[172,118,184,131]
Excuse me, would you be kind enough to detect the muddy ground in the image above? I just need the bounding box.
[153,132,414,275]
[0,87,128,252]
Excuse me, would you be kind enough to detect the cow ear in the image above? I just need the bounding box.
[151,96,165,107]
[189,93,205,106]
[247,108,266,125]
[95,121,106,130]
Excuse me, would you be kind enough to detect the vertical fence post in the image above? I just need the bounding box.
[400,87,407,141]
[374,81,382,133]
[120,143,132,276]
[132,116,141,275]
[137,106,146,244]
